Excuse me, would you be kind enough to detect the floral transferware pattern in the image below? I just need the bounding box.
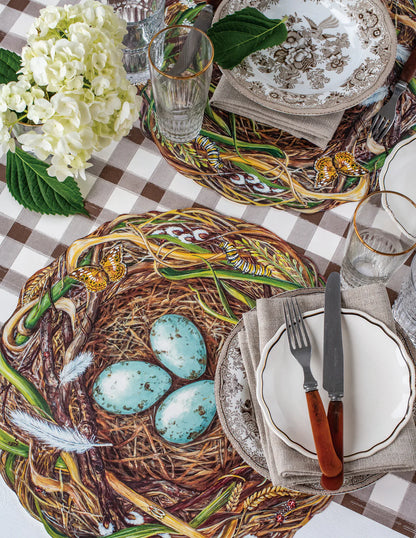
[214,0,396,114]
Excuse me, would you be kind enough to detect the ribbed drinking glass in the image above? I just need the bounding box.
[148,25,213,143]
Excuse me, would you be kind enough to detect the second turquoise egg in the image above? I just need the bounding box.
[150,314,207,380]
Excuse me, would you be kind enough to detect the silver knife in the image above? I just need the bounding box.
[168,4,214,76]
[320,271,344,491]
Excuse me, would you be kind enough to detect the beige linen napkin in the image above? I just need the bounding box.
[238,284,416,490]
[210,76,344,148]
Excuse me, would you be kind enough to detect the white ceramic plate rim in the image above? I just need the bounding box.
[214,0,397,115]
[256,307,415,461]
[379,134,416,241]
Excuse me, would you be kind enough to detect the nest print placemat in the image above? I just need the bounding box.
[0,208,332,538]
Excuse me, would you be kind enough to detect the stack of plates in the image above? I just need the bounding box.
[215,309,415,493]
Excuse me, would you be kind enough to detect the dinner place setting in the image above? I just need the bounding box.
[139,0,416,212]
[2,0,416,537]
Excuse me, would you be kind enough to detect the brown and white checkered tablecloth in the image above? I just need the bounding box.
[0,0,415,536]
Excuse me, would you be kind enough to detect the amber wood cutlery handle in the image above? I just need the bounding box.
[305,390,342,478]
[320,400,344,490]
[400,46,416,83]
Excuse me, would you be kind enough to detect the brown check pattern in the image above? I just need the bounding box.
[0,0,415,536]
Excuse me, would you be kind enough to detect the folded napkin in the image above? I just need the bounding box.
[210,76,344,148]
[238,284,416,491]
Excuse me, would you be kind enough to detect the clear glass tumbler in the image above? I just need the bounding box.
[148,25,213,143]
[107,0,165,84]
[392,255,416,346]
[340,190,416,288]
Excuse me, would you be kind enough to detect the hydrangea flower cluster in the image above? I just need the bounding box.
[0,0,141,181]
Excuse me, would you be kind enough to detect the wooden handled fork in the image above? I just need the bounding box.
[283,298,342,478]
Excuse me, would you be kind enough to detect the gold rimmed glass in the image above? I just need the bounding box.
[148,25,214,143]
[340,190,416,288]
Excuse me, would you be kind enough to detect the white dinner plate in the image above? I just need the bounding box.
[213,0,396,115]
[379,135,416,241]
[256,308,415,461]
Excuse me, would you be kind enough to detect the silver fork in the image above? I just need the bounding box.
[283,298,342,478]
[370,47,416,141]
[370,80,408,141]
[283,298,316,392]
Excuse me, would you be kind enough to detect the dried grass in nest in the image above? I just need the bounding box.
[85,274,243,493]
[0,209,328,537]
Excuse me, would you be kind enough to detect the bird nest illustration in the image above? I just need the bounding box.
[0,208,329,537]
[139,0,416,212]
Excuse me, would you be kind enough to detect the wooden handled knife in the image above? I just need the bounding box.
[320,272,344,490]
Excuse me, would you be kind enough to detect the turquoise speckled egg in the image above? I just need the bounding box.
[155,380,216,444]
[92,360,172,415]
[150,314,207,380]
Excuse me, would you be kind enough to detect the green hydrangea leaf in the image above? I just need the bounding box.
[207,7,287,70]
[0,48,21,84]
[6,148,89,216]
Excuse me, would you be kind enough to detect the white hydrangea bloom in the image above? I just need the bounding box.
[27,98,55,124]
[31,5,62,36]
[28,57,50,87]
[0,90,8,113]
[0,109,18,154]
[1,80,31,113]
[0,0,141,180]
[18,130,53,161]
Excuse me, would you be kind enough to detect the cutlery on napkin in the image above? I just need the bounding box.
[238,283,416,492]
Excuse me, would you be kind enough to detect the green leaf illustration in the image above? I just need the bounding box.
[0,48,21,84]
[6,148,89,216]
[207,7,288,70]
